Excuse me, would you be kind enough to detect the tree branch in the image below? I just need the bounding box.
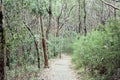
[100,0,120,10]
[58,5,76,31]
[58,4,64,21]
[66,5,76,18]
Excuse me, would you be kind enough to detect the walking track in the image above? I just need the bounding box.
[38,54,78,80]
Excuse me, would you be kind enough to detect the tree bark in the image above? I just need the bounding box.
[24,22,41,68]
[100,0,119,20]
[46,0,52,40]
[40,15,49,68]
[100,1,105,25]
[0,0,5,79]
[83,0,87,36]
[78,0,82,34]
[6,47,11,70]
[114,1,117,19]
[46,0,52,58]
[100,0,119,10]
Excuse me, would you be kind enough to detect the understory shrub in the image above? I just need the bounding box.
[72,20,120,80]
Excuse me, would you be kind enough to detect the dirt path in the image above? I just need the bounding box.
[38,54,78,80]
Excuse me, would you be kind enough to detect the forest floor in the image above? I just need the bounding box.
[38,54,79,80]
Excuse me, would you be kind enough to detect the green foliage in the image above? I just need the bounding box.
[72,20,120,80]
[4,0,120,79]
[30,0,48,15]
[47,33,63,57]
[62,31,77,54]
[4,0,44,79]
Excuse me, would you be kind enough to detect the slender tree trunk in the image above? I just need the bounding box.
[46,0,52,58]
[53,46,56,56]
[100,0,119,19]
[53,18,59,57]
[34,40,40,68]
[59,45,62,58]
[24,22,40,68]
[114,9,117,19]
[53,29,56,57]
[83,0,87,36]
[78,0,82,34]
[46,0,52,40]
[40,15,49,68]
[6,46,11,70]
[5,24,12,69]
[114,1,117,19]
[0,1,5,79]
[53,27,59,57]
[100,1,105,25]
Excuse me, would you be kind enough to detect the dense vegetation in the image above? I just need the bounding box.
[0,0,120,80]
[72,20,120,80]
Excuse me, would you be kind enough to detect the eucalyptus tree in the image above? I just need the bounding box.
[35,0,49,68]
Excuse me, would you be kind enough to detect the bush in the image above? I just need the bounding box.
[72,20,120,80]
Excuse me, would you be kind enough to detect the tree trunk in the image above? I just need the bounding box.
[46,0,52,40]
[6,46,11,70]
[24,22,41,68]
[53,19,60,57]
[53,46,56,56]
[46,0,52,58]
[100,1,105,25]
[53,29,59,57]
[83,0,87,36]
[0,1,5,79]
[78,0,82,34]
[114,1,117,19]
[40,15,49,68]
[34,40,40,68]
[53,30,56,57]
